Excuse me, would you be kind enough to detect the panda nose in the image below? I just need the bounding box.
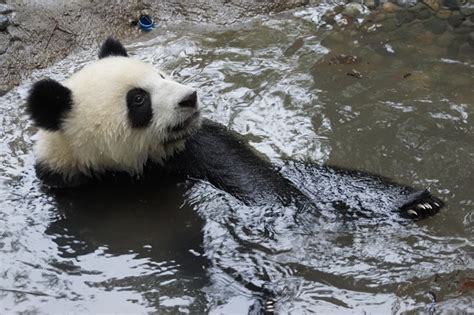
[178,91,197,108]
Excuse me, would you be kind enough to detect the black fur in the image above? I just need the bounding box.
[98,37,128,59]
[34,119,444,220]
[126,88,153,128]
[27,79,72,130]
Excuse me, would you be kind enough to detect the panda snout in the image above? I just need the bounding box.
[178,91,198,109]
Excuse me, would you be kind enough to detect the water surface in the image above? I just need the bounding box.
[1,5,473,314]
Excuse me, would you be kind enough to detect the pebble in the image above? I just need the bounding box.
[342,3,364,18]
[0,15,9,31]
[447,13,465,27]
[443,0,460,10]
[383,18,400,31]
[416,30,434,44]
[416,8,432,20]
[424,17,447,34]
[373,12,387,22]
[383,2,400,13]
[322,12,336,25]
[0,33,9,54]
[397,0,418,8]
[0,4,12,14]
[468,32,474,47]
[436,31,455,46]
[409,3,427,12]
[436,9,452,19]
[423,0,440,11]
[333,5,344,15]
[397,10,416,23]
[460,4,474,16]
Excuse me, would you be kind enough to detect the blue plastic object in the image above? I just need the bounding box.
[138,15,154,32]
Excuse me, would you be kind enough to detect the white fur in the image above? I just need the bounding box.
[35,57,200,179]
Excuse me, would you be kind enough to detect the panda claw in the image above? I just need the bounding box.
[407,209,418,217]
[425,203,432,210]
[416,204,423,210]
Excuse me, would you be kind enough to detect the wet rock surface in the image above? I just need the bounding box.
[0,0,473,95]
[0,0,311,95]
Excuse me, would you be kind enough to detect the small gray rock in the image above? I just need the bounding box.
[460,4,474,16]
[342,3,364,18]
[0,15,9,31]
[416,8,432,20]
[0,33,9,54]
[409,3,427,12]
[383,18,400,31]
[468,32,474,47]
[443,0,459,10]
[447,13,465,27]
[0,4,13,14]
[424,17,447,34]
[397,0,417,8]
[397,10,416,23]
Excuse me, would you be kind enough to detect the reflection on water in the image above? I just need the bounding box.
[1,4,473,314]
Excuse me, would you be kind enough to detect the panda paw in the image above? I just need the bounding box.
[263,297,276,315]
[399,190,444,220]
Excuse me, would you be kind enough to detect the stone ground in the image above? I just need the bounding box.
[0,0,311,95]
[0,0,473,95]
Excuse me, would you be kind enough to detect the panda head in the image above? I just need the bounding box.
[27,37,201,185]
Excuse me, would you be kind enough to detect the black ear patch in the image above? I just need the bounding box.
[99,37,128,59]
[27,79,72,130]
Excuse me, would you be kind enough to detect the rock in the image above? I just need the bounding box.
[373,12,386,22]
[0,4,12,14]
[333,5,345,14]
[436,9,452,19]
[424,17,447,34]
[423,0,440,11]
[454,18,474,33]
[409,3,427,12]
[365,0,378,10]
[0,15,9,31]
[443,0,460,10]
[383,18,400,31]
[416,30,434,44]
[448,13,466,27]
[342,3,364,18]
[322,12,336,25]
[0,33,9,54]
[468,32,474,47]
[447,42,460,55]
[416,8,432,20]
[460,4,474,16]
[436,31,455,46]
[397,10,416,23]
[397,0,417,8]
[383,2,400,13]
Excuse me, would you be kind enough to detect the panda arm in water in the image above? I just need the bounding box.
[164,119,315,211]
[165,119,443,220]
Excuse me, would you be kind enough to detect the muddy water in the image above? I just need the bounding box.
[1,5,473,314]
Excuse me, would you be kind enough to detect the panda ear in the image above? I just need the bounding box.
[98,37,128,59]
[27,79,72,131]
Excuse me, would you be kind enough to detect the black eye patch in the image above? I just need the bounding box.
[126,88,152,128]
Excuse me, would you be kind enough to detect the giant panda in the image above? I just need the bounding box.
[27,37,443,312]
[27,37,443,221]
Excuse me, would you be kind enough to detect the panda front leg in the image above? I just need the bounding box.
[281,161,444,221]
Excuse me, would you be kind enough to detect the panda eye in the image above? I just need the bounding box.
[133,94,145,105]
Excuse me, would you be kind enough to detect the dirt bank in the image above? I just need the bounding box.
[0,0,311,95]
